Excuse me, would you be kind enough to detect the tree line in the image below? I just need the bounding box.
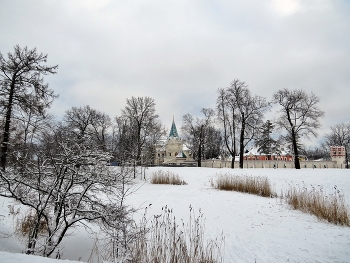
[1,46,349,172]
[0,45,349,257]
[0,45,164,258]
[184,80,331,170]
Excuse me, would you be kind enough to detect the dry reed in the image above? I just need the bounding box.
[214,173,275,197]
[151,170,187,185]
[283,184,350,226]
[129,205,224,263]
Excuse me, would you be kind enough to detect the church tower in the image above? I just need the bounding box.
[164,117,183,162]
[154,117,191,165]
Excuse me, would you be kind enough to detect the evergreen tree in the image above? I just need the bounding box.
[255,120,280,156]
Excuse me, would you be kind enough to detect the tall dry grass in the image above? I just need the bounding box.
[283,184,350,226]
[130,205,224,263]
[213,173,275,197]
[150,170,187,185]
[88,206,224,263]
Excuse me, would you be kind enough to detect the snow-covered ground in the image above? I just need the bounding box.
[1,167,350,263]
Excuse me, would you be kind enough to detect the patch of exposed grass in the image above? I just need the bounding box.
[283,184,350,226]
[213,173,275,197]
[151,170,187,185]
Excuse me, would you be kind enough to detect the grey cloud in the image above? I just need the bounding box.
[1,0,349,145]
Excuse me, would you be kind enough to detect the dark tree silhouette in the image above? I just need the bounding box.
[0,45,58,170]
[181,108,215,167]
[273,89,324,169]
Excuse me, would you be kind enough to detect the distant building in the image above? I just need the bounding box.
[154,118,192,165]
[243,147,294,162]
[330,146,346,165]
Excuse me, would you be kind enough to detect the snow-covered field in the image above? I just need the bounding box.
[1,167,350,263]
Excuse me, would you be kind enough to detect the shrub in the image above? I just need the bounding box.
[283,184,350,226]
[150,170,187,185]
[213,173,275,197]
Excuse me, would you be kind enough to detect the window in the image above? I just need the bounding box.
[169,153,171,156]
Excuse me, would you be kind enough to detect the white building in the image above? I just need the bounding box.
[154,118,192,165]
[330,146,346,165]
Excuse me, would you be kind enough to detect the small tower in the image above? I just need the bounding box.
[330,146,346,165]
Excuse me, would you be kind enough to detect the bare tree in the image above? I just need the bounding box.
[119,97,164,170]
[217,80,270,169]
[90,110,112,152]
[17,108,55,146]
[181,108,215,167]
[202,125,223,160]
[273,88,325,169]
[63,105,112,151]
[0,45,58,170]
[216,87,238,168]
[0,126,135,257]
[63,105,95,140]
[324,122,350,168]
[305,146,330,161]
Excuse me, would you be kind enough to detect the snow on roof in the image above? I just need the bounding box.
[244,146,292,156]
[176,151,187,158]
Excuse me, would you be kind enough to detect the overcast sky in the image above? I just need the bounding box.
[1,0,349,146]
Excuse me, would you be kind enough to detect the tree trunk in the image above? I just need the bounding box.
[197,126,204,167]
[197,142,202,167]
[1,81,15,170]
[239,117,245,169]
[239,128,244,169]
[231,156,235,168]
[291,128,300,169]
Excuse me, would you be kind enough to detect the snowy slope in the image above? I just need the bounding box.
[0,251,81,263]
[1,167,350,263]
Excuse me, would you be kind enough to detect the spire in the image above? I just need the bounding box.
[169,117,179,138]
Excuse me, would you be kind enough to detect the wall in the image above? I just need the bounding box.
[199,160,345,169]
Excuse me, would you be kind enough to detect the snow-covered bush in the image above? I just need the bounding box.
[0,132,135,257]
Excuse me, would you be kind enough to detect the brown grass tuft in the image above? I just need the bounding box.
[283,184,350,226]
[151,170,187,185]
[214,173,275,197]
[16,211,48,237]
[129,205,224,263]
